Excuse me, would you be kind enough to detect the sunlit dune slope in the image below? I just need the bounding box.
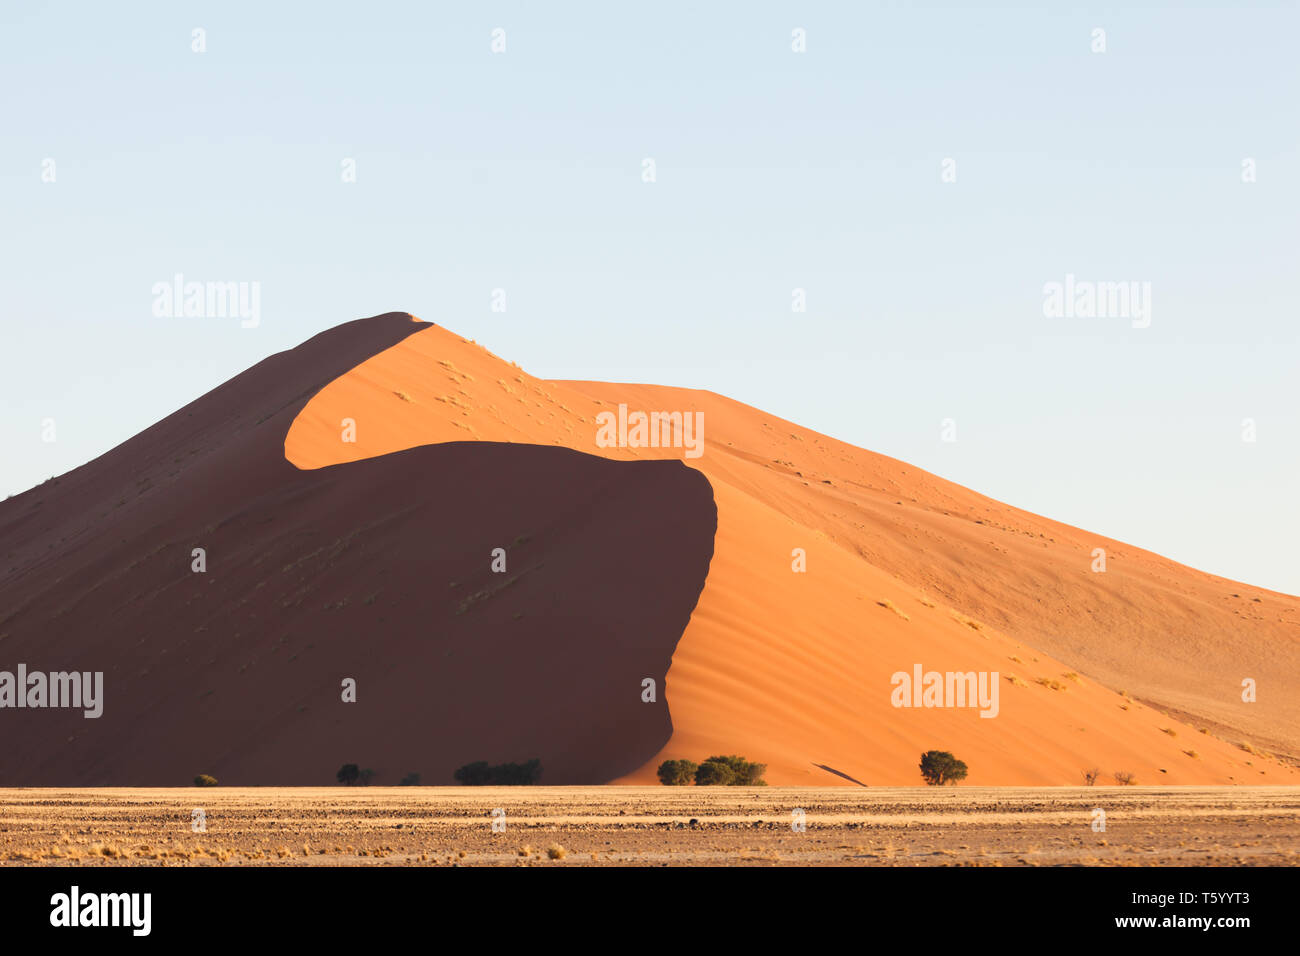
[286,317,1299,785]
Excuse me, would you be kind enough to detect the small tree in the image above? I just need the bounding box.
[695,760,737,786]
[704,755,767,786]
[336,763,360,786]
[919,750,968,786]
[1113,771,1136,786]
[657,759,698,785]
[399,773,421,786]
[453,758,543,785]
[453,761,492,785]
[493,759,542,785]
[358,768,377,786]
[1082,767,1101,786]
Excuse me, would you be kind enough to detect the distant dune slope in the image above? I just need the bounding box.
[0,315,715,785]
[283,317,1298,785]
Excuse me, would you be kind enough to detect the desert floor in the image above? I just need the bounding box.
[2,786,1297,866]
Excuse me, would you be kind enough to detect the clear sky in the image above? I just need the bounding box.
[2,2,1296,594]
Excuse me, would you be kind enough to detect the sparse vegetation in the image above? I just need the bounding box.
[399,773,421,786]
[920,750,968,786]
[546,844,567,860]
[1036,677,1068,691]
[1160,727,1177,737]
[694,760,735,786]
[193,774,218,787]
[1082,767,1101,786]
[1114,771,1137,786]
[693,755,767,786]
[336,763,360,786]
[393,390,413,402]
[657,759,698,786]
[877,599,910,621]
[453,758,542,786]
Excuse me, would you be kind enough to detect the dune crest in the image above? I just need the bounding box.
[282,317,1299,785]
[0,315,716,784]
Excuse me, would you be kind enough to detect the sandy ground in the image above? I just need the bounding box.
[3,786,1297,867]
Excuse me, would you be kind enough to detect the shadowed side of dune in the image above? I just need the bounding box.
[0,316,717,785]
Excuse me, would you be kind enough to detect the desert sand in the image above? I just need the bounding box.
[1,312,1295,787]
[283,315,1299,786]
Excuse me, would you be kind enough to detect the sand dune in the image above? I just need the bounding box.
[0,315,714,784]
[3,313,1294,786]
[281,316,1299,785]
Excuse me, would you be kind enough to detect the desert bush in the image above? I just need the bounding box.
[694,760,736,786]
[1114,771,1137,786]
[454,758,542,785]
[193,774,218,787]
[452,761,492,786]
[919,750,968,786]
[657,759,698,786]
[697,755,767,786]
[1081,767,1101,786]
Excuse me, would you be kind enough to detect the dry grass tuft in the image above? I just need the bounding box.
[877,599,910,621]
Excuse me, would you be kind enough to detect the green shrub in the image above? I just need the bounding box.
[699,755,767,786]
[695,760,736,786]
[193,774,218,787]
[919,750,968,785]
[656,759,698,785]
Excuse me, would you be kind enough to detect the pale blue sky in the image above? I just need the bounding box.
[2,2,1296,593]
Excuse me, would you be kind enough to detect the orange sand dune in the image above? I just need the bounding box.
[0,315,715,785]
[285,317,1300,786]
